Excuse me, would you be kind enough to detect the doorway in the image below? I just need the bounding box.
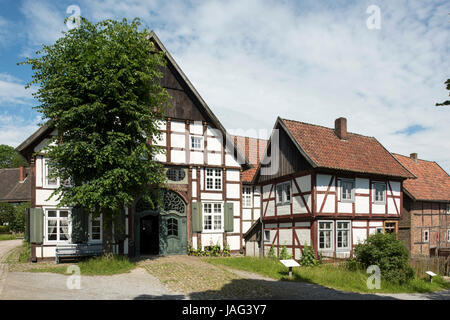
[140,215,159,255]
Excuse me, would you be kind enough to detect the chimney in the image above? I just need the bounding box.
[335,117,348,140]
[19,166,27,182]
[410,153,418,163]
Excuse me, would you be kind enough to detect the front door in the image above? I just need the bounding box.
[160,214,187,255]
[140,215,159,255]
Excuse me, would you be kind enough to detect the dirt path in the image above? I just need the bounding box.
[0,240,22,296]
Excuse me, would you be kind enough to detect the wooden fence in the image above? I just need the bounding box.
[410,256,450,277]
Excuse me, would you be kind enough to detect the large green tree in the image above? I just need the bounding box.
[22,18,170,252]
[0,144,28,168]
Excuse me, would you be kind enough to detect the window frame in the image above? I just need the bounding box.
[336,220,351,251]
[318,220,334,252]
[423,229,429,243]
[264,230,271,243]
[43,158,60,189]
[202,202,224,233]
[446,204,450,215]
[372,182,386,204]
[339,178,355,203]
[167,217,179,238]
[276,181,291,206]
[88,214,102,243]
[190,135,204,151]
[205,168,222,191]
[447,229,450,242]
[44,208,71,244]
[243,186,253,208]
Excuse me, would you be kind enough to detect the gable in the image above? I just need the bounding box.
[258,122,313,183]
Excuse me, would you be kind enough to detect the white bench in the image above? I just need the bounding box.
[55,243,103,263]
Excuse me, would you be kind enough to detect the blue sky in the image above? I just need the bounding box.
[0,0,449,172]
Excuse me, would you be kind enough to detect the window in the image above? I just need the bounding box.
[264,230,270,242]
[447,229,450,242]
[336,221,351,250]
[243,186,252,208]
[166,168,185,182]
[373,182,386,203]
[276,182,291,206]
[190,136,203,150]
[89,214,102,242]
[203,203,223,231]
[318,221,333,251]
[423,230,429,242]
[44,158,59,188]
[206,168,222,190]
[384,221,397,234]
[167,218,178,237]
[376,227,384,234]
[46,209,70,242]
[340,179,355,202]
[446,204,450,215]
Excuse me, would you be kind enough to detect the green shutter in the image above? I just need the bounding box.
[71,207,89,243]
[30,208,44,244]
[191,202,203,232]
[224,202,234,232]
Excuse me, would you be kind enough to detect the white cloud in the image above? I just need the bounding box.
[0,73,34,105]
[15,0,450,172]
[0,114,39,147]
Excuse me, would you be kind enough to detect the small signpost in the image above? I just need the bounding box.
[425,271,436,283]
[280,259,300,278]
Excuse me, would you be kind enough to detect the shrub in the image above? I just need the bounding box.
[354,233,414,284]
[299,245,320,267]
[0,225,10,233]
[279,244,292,260]
[267,245,276,259]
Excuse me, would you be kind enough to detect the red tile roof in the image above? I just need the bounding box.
[393,154,450,202]
[232,135,268,183]
[281,118,414,179]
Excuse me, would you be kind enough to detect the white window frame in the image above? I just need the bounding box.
[423,229,429,243]
[276,181,291,206]
[243,186,253,208]
[318,220,334,252]
[264,230,270,242]
[205,168,222,191]
[89,214,102,243]
[190,135,204,151]
[202,202,224,233]
[372,182,386,204]
[339,179,355,202]
[336,220,351,251]
[43,158,60,188]
[44,208,71,244]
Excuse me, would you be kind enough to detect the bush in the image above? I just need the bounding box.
[188,242,230,257]
[354,233,414,284]
[299,245,320,267]
[279,244,292,260]
[267,245,276,259]
[0,225,10,233]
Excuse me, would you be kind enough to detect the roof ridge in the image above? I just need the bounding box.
[281,117,377,140]
[393,153,441,164]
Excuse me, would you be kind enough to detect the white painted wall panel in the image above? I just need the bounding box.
[317,194,335,213]
[171,121,185,132]
[277,205,290,216]
[389,181,401,196]
[171,150,185,164]
[263,184,272,199]
[338,201,352,213]
[253,209,260,220]
[200,193,223,200]
[233,218,240,233]
[207,152,221,165]
[355,196,369,214]
[192,236,198,250]
[190,122,203,135]
[242,208,252,220]
[352,221,367,227]
[36,156,43,187]
[227,235,240,251]
[225,153,240,167]
[36,189,61,206]
[353,228,367,245]
[154,152,166,162]
[207,137,222,152]
[372,203,385,214]
[226,169,240,182]
[316,174,334,191]
[156,120,166,131]
[201,233,223,249]
[355,178,370,194]
[296,175,311,192]
[292,195,308,214]
[153,132,166,146]
[192,181,197,198]
[242,221,252,234]
[200,168,204,190]
[190,151,203,164]
[369,221,383,227]
[296,229,311,246]
[226,183,240,199]
[170,133,185,148]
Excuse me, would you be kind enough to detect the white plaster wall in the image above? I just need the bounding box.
[171,150,185,163]
[225,153,240,167]
[317,194,335,213]
[265,201,275,217]
[36,189,61,206]
[242,221,252,234]
[253,209,260,220]
[296,229,311,246]
[226,183,240,199]
[207,153,221,165]
[369,221,383,227]
[171,121,185,132]
[201,233,223,249]
[316,174,335,191]
[207,137,222,152]
[277,204,290,216]
[35,156,43,187]
[200,193,223,201]
[242,208,252,220]
[226,169,240,182]
[355,196,369,214]
[352,221,367,227]
[192,181,197,198]
[170,133,185,148]
[292,195,308,214]
[278,229,292,246]
[154,152,166,162]
[262,184,272,199]
[190,151,203,164]
[353,228,367,245]
[190,122,203,135]
[35,246,56,258]
[372,203,385,214]
[227,235,240,251]
[388,197,400,214]
[233,218,240,234]
[157,120,166,131]
[389,181,401,196]
[338,202,352,213]
[200,168,204,190]
[192,236,198,250]
[296,175,311,192]
[153,132,166,146]
[355,178,370,194]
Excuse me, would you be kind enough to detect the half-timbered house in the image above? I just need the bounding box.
[394,153,450,257]
[16,32,251,260]
[255,117,415,259]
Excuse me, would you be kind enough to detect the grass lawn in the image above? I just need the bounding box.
[205,256,450,294]
[0,234,19,241]
[6,244,136,276]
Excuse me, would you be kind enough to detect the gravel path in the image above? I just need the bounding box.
[0,240,22,296]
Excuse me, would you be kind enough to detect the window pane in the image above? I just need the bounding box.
[60,211,69,218]
[204,216,212,230]
[48,211,57,217]
[214,215,221,230]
